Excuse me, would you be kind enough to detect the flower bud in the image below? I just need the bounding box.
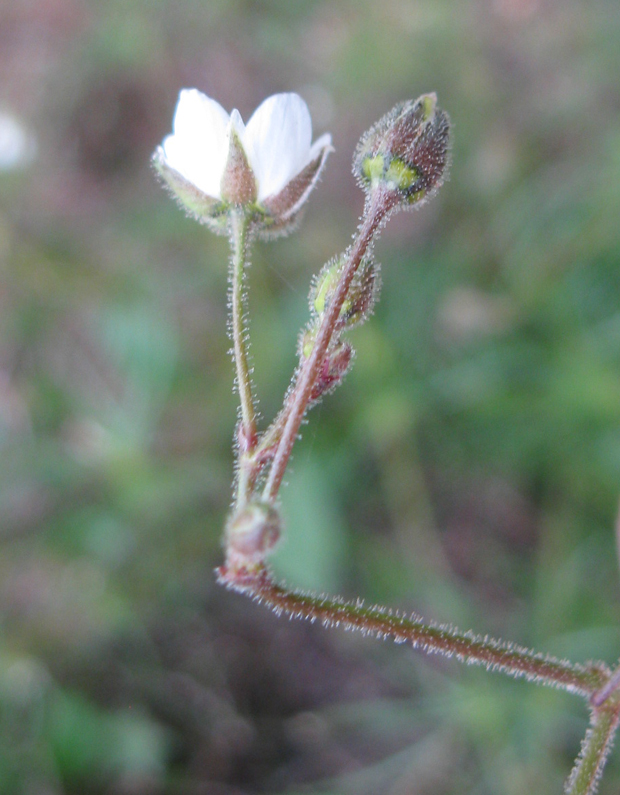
[299,327,317,361]
[353,93,450,207]
[300,330,353,401]
[312,340,352,400]
[311,258,341,317]
[225,501,281,573]
[311,255,380,329]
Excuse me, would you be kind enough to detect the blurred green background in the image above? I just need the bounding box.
[1,0,620,792]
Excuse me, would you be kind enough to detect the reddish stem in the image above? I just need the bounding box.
[217,566,610,699]
[262,190,395,504]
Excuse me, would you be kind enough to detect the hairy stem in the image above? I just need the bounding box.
[591,663,620,707]
[229,210,257,504]
[262,190,394,503]
[565,706,620,795]
[217,567,609,698]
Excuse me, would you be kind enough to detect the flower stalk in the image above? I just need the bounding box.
[262,188,396,504]
[229,208,259,506]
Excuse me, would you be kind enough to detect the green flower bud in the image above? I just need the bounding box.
[353,93,450,207]
[311,255,380,329]
[312,258,343,317]
[299,327,318,360]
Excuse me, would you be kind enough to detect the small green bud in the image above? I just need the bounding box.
[299,327,317,360]
[353,93,450,207]
[310,255,380,329]
[310,339,352,401]
[312,258,343,317]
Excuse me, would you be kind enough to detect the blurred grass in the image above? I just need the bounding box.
[2,0,620,792]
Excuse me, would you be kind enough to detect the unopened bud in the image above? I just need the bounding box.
[299,327,317,360]
[341,261,379,327]
[225,501,281,573]
[311,255,380,329]
[300,331,353,402]
[312,258,342,317]
[312,340,352,400]
[353,93,450,206]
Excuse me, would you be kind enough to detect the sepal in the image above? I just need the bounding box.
[258,139,333,237]
[220,117,258,205]
[152,147,229,234]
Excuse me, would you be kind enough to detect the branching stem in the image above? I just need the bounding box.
[591,663,620,707]
[262,190,395,503]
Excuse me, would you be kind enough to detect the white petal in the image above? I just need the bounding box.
[162,89,230,197]
[244,93,313,200]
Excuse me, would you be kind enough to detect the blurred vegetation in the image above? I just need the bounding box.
[1,0,620,792]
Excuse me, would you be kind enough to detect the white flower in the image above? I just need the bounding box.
[154,90,332,231]
[0,110,37,171]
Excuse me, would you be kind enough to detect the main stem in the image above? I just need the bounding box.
[217,568,609,699]
[230,210,257,505]
[566,706,620,795]
[262,191,393,503]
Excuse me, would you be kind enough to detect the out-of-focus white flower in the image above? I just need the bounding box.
[0,110,37,171]
[153,90,332,235]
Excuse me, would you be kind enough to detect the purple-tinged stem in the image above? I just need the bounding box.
[262,190,395,504]
[217,567,609,699]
